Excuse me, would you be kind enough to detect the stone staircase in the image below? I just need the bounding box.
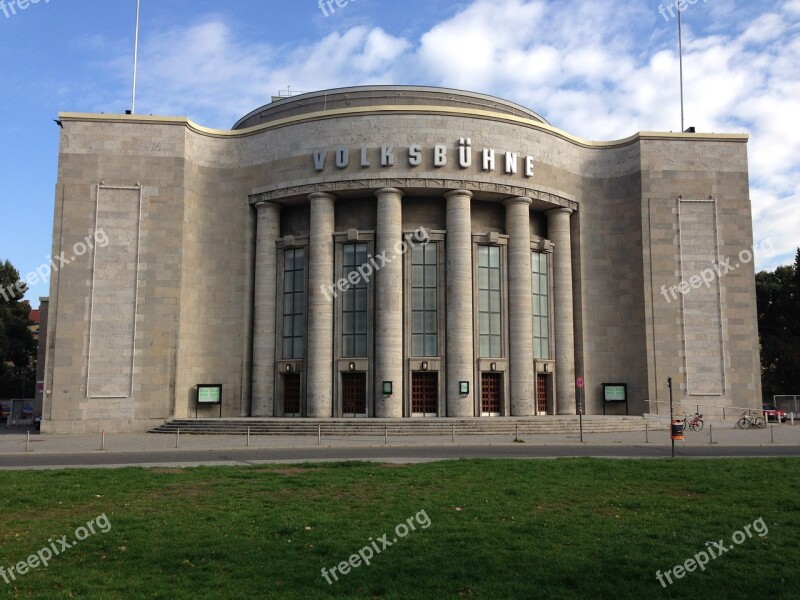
[150,416,665,436]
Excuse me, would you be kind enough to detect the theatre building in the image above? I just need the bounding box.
[41,85,761,433]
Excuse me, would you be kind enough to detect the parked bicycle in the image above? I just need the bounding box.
[681,412,704,431]
[737,412,766,429]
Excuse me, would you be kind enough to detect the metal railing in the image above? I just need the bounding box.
[647,400,794,425]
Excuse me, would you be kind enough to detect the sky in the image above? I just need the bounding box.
[0,0,798,308]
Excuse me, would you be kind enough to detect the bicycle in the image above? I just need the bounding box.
[737,412,766,429]
[681,412,704,431]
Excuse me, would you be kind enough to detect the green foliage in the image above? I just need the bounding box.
[0,259,37,398]
[0,459,797,599]
[756,248,800,400]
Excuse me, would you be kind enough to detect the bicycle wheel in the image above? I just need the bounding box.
[737,417,750,429]
[693,419,704,432]
[754,416,766,428]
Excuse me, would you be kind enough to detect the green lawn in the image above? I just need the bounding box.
[0,459,798,599]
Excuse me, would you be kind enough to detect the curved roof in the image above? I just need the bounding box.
[233,85,550,130]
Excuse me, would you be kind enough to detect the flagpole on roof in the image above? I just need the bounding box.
[678,7,685,132]
[131,0,141,114]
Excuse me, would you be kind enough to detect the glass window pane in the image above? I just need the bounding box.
[412,288,423,311]
[412,311,423,333]
[295,292,305,315]
[540,298,548,317]
[283,338,293,359]
[355,312,367,334]
[412,335,424,357]
[294,315,304,334]
[490,336,501,357]
[425,289,437,311]
[491,313,501,335]
[425,265,437,287]
[355,336,367,357]
[425,312,437,334]
[343,290,354,311]
[490,247,500,268]
[356,244,368,266]
[293,338,303,359]
[490,291,501,313]
[479,317,489,335]
[489,268,500,290]
[344,244,354,265]
[412,265,424,287]
[479,291,489,312]
[356,289,367,311]
[425,243,436,264]
[531,273,539,295]
[479,267,489,289]
[283,316,294,335]
[343,313,355,334]
[480,336,489,357]
[425,336,437,356]
[411,245,423,265]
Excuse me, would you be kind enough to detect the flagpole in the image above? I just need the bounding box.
[678,7,685,132]
[131,0,141,114]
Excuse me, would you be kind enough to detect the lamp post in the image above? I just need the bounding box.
[668,376,674,458]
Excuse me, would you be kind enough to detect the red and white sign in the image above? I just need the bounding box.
[576,377,584,389]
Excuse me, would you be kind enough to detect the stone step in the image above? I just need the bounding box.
[150,416,665,436]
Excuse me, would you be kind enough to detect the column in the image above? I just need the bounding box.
[252,201,281,417]
[504,197,535,416]
[445,190,475,417]
[546,207,576,415]
[374,188,404,417]
[307,192,336,418]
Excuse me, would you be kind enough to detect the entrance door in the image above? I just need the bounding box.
[342,373,367,416]
[283,373,301,417]
[537,374,548,415]
[411,372,438,416]
[481,372,502,415]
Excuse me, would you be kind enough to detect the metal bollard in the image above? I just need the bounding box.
[451,423,455,443]
[26,431,30,453]
[771,425,774,444]
[247,427,250,447]
[645,423,649,444]
[176,429,180,449]
[101,431,105,451]
[318,424,321,446]
[384,425,388,445]
[709,424,713,445]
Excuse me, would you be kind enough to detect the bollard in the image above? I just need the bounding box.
[452,423,455,443]
[771,425,774,444]
[101,431,105,451]
[579,412,584,443]
[247,427,250,447]
[722,407,726,421]
[645,423,649,444]
[515,424,519,442]
[384,425,388,445]
[26,431,30,453]
[176,429,180,449]
[318,424,321,446]
[709,424,714,445]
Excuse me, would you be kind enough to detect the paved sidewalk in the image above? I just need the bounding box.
[1,420,798,456]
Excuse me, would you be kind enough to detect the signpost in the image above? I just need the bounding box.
[576,377,584,442]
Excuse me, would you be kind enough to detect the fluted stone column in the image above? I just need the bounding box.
[307,192,336,418]
[445,190,475,417]
[252,201,281,417]
[374,188,404,417]
[504,197,535,416]
[547,208,576,415]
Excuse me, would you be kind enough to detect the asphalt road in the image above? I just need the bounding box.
[2,442,799,469]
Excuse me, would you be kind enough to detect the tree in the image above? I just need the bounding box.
[0,260,37,399]
[755,248,800,401]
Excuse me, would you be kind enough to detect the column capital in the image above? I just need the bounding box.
[308,191,337,203]
[503,196,532,208]
[374,187,405,198]
[546,207,574,217]
[253,200,283,212]
[443,189,474,201]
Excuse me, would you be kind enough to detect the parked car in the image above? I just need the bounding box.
[762,404,787,423]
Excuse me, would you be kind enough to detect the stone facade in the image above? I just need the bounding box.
[41,86,761,433]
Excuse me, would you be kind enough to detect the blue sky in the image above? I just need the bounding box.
[1,0,798,308]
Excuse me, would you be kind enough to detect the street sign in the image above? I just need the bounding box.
[576,377,584,389]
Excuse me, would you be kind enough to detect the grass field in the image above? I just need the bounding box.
[0,458,798,599]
